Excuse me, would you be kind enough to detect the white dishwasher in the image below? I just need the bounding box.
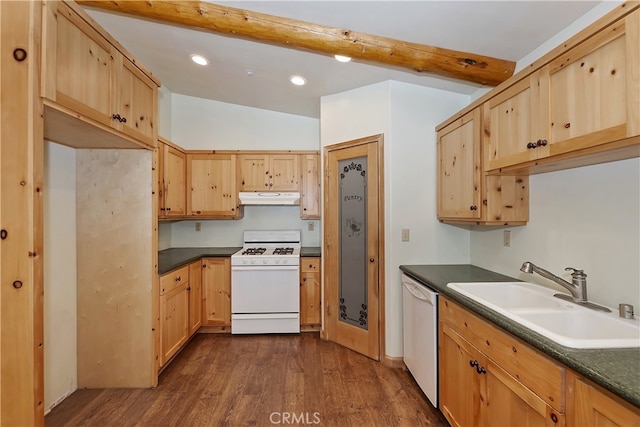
[402,273,438,408]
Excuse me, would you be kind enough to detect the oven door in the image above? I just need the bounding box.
[231,265,300,314]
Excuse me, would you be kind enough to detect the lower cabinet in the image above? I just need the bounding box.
[202,257,231,327]
[300,257,321,329]
[439,296,565,427]
[160,266,189,366]
[567,371,640,426]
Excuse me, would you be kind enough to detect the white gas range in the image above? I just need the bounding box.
[231,230,301,334]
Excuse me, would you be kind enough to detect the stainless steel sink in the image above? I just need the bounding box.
[446,282,640,349]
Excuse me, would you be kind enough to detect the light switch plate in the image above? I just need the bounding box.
[195,222,201,232]
[503,230,511,247]
[401,228,410,242]
[308,222,314,232]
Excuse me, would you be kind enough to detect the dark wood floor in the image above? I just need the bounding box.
[46,333,448,426]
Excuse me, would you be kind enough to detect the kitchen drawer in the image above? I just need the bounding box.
[440,297,565,412]
[160,265,189,296]
[301,258,320,273]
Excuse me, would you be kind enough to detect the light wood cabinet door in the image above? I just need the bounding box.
[300,258,321,327]
[439,323,483,427]
[160,282,188,366]
[483,70,549,171]
[239,153,300,191]
[438,108,482,219]
[161,143,187,217]
[187,154,239,218]
[49,1,115,128]
[300,154,320,219]
[202,258,231,326]
[546,10,639,155]
[238,154,269,191]
[270,154,299,191]
[117,58,157,146]
[569,373,640,427]
[188,261,203,337]
[485,359,565,427]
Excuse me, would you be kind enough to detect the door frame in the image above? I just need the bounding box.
[321,134,385,361]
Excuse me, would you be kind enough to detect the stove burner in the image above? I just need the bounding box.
[273,247,294,255]
[242,247,266,255]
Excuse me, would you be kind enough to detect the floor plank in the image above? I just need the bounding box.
[46,333,448,426]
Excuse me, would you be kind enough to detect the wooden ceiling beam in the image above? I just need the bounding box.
[77,1,516,86]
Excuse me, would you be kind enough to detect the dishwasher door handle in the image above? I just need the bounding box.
[403,282,435,306]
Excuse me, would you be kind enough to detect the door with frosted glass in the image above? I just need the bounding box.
[324,135,381,360]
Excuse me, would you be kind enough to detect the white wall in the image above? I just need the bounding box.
[171,94,319,150]
[166,94,321,247]
[321,81,471,357]
[44,142,77,413]
[469,0,639,311]
[471,159,640,310]
[157,85,173,139]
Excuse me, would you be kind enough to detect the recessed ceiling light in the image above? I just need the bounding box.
[334,54,352,63]
[290,75,307,86]
[190,54,209,66]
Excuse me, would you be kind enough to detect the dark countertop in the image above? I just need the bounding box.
[301,247,321,257]
[158,247,240,274]
[400,264,640,408]
[159,246,321,274]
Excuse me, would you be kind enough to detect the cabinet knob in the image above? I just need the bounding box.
[476,366,486,374]
[175,276,181,282]
[537,139,548,147]
[469,360,478,367]
[469,205,477,211]
[186,286,191,291]
[527,142,536,149]
[120,116,127,123]
[550,413,558,423]
[0,229,7,240]
[111,113,121,121]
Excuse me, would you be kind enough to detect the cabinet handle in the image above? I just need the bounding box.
[175,276,181,282]
[527,142,536,149]
[264,183,269,187]
[469,205,477,211]
[0,229,7,240]
[120,116,127,123]
[550,413,558,423]
[537,139,547,147]
[476,366,486,374]
[469,360,478,367]
[186,286,191,291]
[112,113,121,121]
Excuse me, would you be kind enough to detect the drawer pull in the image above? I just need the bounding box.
[550,413,558,423]
[476,366,486,375]
[512,346,517,353]
[469,360,478,368]
[175,276,181,282]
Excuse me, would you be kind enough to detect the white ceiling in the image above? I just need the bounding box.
[84,1,602,118]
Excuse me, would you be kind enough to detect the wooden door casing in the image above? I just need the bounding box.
[324,134,383,361]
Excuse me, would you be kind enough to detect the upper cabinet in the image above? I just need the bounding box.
[42,1,159,149]
[157,138,186,218]
[483,6,639,173]
[238,153,299,192]
[187,153,242,219]
[438,108,529,225]
[300,153,321,219]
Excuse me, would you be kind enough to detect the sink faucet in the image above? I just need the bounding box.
[520,261,611,312]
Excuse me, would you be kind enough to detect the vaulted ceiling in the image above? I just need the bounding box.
[82,1,603,118]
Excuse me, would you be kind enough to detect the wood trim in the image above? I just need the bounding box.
[185,149,319,155]
[77,1,514,87]
[1,2,45,424]
[382,355,405,369]
[436,1,640,131]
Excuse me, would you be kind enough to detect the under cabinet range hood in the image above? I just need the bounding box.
[239,192,300,206]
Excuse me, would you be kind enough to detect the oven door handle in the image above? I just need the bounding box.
[232,265,299,271]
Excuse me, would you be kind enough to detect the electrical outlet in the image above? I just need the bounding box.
[401,228,410,242]
[195,222,201,232]
[503,230,511,247]
[308,222,314,232]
